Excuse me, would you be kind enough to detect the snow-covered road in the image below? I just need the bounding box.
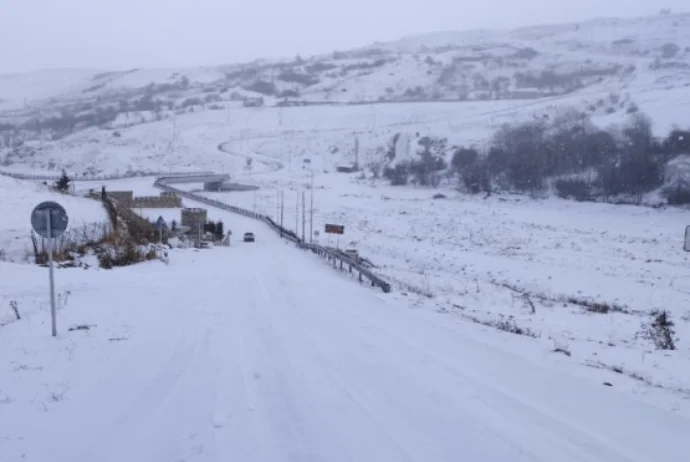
[2,211,689,462]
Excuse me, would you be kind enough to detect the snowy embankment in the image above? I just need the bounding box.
[0,175,110,263]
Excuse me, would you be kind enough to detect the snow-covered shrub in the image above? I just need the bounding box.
[554,179,593,201]
[96,240,158,269]
[640,310,677,350]
[662,155,690,204]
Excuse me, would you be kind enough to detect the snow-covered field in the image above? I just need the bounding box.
[0,175,109,262]
[199,173,690,412]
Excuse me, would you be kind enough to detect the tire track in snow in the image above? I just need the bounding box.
[317,299,642,462]
[268,266,648,462]
[270,269,518,461]
[212,263,301,462]
[71,314,218,462]
[266,272,418,462]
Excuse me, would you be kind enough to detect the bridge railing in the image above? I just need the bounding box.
[154,176,391,293]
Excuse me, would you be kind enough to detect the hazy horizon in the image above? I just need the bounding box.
[2,1,688,74]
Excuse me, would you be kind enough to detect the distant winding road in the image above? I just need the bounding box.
[216,141,285,178]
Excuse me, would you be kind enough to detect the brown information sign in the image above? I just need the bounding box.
[324,224,344,235]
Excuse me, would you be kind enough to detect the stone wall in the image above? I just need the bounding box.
[131,195,182,208]
[105,191,134,205]
[94,190,181,208]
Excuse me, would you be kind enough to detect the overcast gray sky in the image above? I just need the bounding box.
[0,0,686,74]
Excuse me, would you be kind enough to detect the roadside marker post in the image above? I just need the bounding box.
[31,201,69,337]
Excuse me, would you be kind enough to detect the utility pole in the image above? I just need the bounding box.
[295,190,299,235]
[301,191,306,242]
[276,189,280,222]
[280,189,284,234]
[354,135,360,170]
[309,171,314,244]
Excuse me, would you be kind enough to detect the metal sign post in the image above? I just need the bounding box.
[46,210,57,337]
[309,174,314,244]
[324,224,344,250]
[31,201,69,337]
[301,191,306,242]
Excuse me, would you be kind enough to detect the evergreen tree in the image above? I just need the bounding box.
[54,170,71,193]
[204,221,217,235]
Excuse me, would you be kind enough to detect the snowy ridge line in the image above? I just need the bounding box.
[154,175,392,293]
[0,170,214,182]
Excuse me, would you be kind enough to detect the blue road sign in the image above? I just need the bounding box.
[31,201,69,239]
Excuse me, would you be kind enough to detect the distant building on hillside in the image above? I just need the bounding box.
[243,97,264,107]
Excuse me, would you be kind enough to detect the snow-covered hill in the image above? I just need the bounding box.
[1,11,689,113]
[0,11,687,175]
[3,80,688,178]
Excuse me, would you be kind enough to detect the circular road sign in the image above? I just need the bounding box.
[31,201,69,239]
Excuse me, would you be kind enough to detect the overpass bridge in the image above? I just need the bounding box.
[157,173,232,191]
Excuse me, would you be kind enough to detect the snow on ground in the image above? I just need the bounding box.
[2,73,690,455]
[0,67,226,112]
[195,170,690,416]
[0,69,103,110]
[3,12,690,458]
[96,67,225,92]
[0,175,110,263]
[9,76,689,177]
[382,12,690,55]
[11,89,688,415]
[2,206,690,461]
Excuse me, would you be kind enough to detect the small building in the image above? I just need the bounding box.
[243,97,264,107]
[181,208,207,241]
